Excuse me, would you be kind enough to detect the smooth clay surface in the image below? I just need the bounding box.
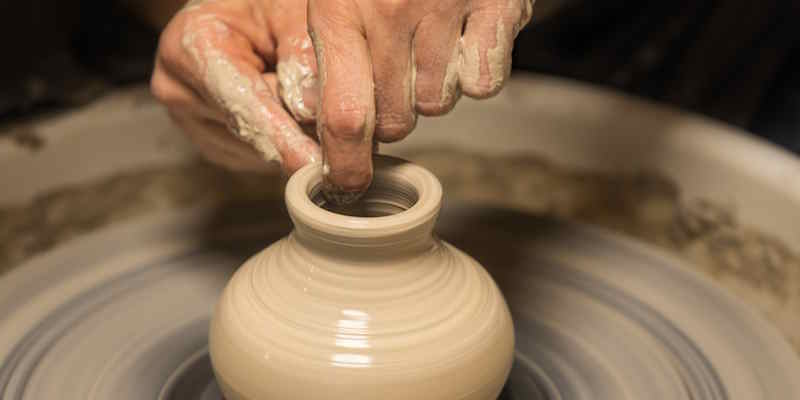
[210,156,515,400]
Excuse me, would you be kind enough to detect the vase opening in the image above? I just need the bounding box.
[309,172,419,217]
[285,156,443,249]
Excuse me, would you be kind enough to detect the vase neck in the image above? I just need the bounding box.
[291,222,437,261]
[285,156,443,261]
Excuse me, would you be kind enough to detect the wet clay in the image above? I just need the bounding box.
[276,57,316,121]
[457,12,517,97]
[486,21,511,93]
[181,16,282,163]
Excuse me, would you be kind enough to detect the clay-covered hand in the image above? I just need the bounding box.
[151,0,321,174]
[310,0,534,194]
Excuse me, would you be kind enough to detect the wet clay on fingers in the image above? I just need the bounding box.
[309,0,533,201]
[152,1,323,174]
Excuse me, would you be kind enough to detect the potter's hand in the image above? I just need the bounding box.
[311,0,533,195]
[151,0,321,173]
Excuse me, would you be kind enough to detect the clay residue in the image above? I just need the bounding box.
[486,21,511,92]
[1,149,799,353]
[181,15,282,163]
[277,56,317,121]
[458,39,482,93]
[440,43,462,107]
[407,49,417,123]
[458,19,513,96]
[518,0,534,31]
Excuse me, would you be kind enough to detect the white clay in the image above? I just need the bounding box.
[182,15,283,163]
[486,21,511,93]
[458,38,482,93]
[407,50,418,123]
[441,42,462,107]
[458,13,517,96]
[277,56,317,121]
[518,0,535,31]
[209,156,515,400]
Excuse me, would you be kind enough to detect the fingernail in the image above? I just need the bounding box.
[320,147,372,205]
[321,185,366,206]
[321,168,369,205]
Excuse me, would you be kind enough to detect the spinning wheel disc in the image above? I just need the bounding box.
[1,205,798,399]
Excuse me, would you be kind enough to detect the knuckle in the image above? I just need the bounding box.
[160,10,225,70]
[374,0,412,17]
[157,23,188,71]
[149,71,174,104]
[324,106,369,140]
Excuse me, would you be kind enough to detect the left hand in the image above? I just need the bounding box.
[151,0,322,174]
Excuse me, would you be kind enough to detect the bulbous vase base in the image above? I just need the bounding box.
[209,156,515,400]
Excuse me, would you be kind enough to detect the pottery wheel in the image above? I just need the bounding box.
[0,203,798,400]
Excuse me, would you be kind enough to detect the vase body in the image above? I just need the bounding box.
[209,156,514,400]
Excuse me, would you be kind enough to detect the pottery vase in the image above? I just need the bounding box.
[209,156,515,400]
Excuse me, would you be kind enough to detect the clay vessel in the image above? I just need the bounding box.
[209,155,515,400]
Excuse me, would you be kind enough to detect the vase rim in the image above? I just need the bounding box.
[285,155,443,242]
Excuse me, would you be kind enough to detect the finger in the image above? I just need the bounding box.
[413,12,464,116]
[169,110,273,172]
[177,14,321,174]
[459,0,524,98]
[366,16,416,142]
[308,0,375,193]
[151,59,227,123]
[178,1,277,65]
[158,6,268,93]
[270,5,319,123]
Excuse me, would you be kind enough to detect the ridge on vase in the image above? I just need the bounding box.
[209,155,515,400]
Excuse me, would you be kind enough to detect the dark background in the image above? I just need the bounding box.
[1,0,799,153]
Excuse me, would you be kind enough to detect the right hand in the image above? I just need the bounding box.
[307,0,534,196]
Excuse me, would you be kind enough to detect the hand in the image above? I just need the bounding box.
[308,0,534,195]
[152,0,534,195]
[151,0,321,174]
